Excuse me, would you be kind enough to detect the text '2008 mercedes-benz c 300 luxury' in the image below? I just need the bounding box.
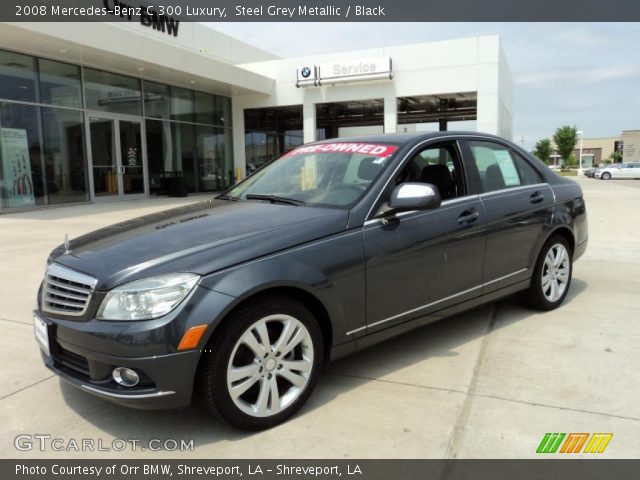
[34,132,587,430]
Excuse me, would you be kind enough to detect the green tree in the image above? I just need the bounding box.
[553,126,579,164]
[565,153,577,169]
[533,138,552,164]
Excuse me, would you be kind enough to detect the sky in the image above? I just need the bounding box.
[206,22,640,150]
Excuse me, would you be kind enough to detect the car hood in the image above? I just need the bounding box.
[50,199,349,290]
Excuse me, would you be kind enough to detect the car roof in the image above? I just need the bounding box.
[310,131,510,146]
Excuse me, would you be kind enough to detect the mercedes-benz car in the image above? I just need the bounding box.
[34,132,588,430]
[594,162,640,180]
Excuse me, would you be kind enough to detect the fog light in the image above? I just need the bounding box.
[112,367,140,387]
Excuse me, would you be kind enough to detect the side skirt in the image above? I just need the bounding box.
[329,279,530,362]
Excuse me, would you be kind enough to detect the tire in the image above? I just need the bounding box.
[197,296,323,430]
[601,172,611,180]
[519,235,573,311]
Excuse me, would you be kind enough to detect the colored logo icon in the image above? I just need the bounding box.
[301,67,311,78]
[536,433,613,454]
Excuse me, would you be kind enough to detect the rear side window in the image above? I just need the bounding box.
[468,140,543,193]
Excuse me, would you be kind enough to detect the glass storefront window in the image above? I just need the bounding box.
[214,96,231,127]
[41,108,88,204]
[0,50,37,102]
[145,119,173,194]
[194,92,215,125]
[144,81,170,119]
[170,87,194,122]
[38,59,82,108]
[196,126,233,191]
[0,102,43,208]
[244,105,302,173]
[171,122,196,192]
[84,68,142,116]
[1,48,236,210]
[221,97,232,128]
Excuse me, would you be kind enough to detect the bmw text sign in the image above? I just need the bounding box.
[296,57,392,87]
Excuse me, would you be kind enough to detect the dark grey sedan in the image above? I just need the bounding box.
[35,132,588,430]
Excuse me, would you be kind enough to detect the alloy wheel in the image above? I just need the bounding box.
[541,243,570,302]
[226,314,314,418]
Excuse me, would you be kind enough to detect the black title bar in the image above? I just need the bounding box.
[2,460,640,480]
[3,0,640,21]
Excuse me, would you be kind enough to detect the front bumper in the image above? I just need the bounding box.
[36,313,201,409]
[33,285,235,409]
[41,348,198,409]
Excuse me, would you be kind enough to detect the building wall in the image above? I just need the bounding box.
[621,130,640,162]
[232,35,513,177]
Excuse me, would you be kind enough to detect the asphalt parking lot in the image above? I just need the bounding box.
[1,177,639,459]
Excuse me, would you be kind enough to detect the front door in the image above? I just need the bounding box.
[363,141,487,335]
[88,116,146,199]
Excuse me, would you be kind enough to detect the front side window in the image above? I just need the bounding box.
[469,140,542,193]
[225,142,399,207]
[394,142,465,200]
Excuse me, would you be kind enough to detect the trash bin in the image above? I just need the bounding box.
[169,174,188,197]
[158,171,188,197]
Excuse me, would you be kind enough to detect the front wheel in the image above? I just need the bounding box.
[197,296,323,430]
[601,172,611,180]
[520,235,573,310]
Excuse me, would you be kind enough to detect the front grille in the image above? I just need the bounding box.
[42,264,97,317]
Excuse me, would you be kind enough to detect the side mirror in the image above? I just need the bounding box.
[387,182,441,214]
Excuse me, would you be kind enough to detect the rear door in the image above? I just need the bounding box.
[362,140,487,334]
[619,163,638,178]
[462,139,554,293]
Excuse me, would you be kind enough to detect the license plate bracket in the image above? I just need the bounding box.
[33,312,50,357]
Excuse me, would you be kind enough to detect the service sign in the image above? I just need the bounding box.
[318,57,392,83]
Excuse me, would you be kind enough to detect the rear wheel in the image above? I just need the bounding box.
[197,296,323,430]
[520,235,573,310]
[601,172,611,180]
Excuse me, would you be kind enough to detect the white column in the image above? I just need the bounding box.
[303,101,316,143]
[231,96,246,180]
[383,86,397,134]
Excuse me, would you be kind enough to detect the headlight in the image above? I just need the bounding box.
[97,273,199,321]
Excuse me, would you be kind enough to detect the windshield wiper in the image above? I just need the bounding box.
[245,194,305,206]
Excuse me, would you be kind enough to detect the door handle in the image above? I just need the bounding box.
[458,208,479,224]
[530,191,544,204]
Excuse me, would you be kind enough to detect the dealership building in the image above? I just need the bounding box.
[0,21,513,212]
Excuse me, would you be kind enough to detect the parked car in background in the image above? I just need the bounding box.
[584,166,600,178]
[34,132,588,430]
[595,162,640,180]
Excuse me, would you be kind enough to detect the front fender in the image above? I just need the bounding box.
[199,230,366,344]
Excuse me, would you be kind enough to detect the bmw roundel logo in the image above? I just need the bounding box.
[301,67,311,78]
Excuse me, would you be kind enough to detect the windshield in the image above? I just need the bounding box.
[224,142,399,207]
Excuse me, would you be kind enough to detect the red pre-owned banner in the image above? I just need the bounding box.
[286,143,398,157]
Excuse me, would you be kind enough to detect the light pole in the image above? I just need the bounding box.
[577,130,584,176]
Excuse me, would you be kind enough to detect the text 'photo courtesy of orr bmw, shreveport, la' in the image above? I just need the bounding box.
[34,132,587,430]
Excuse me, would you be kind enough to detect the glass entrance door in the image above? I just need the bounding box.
[89,116,147,199]
[90,118,118,197]
[119,120,144,194]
